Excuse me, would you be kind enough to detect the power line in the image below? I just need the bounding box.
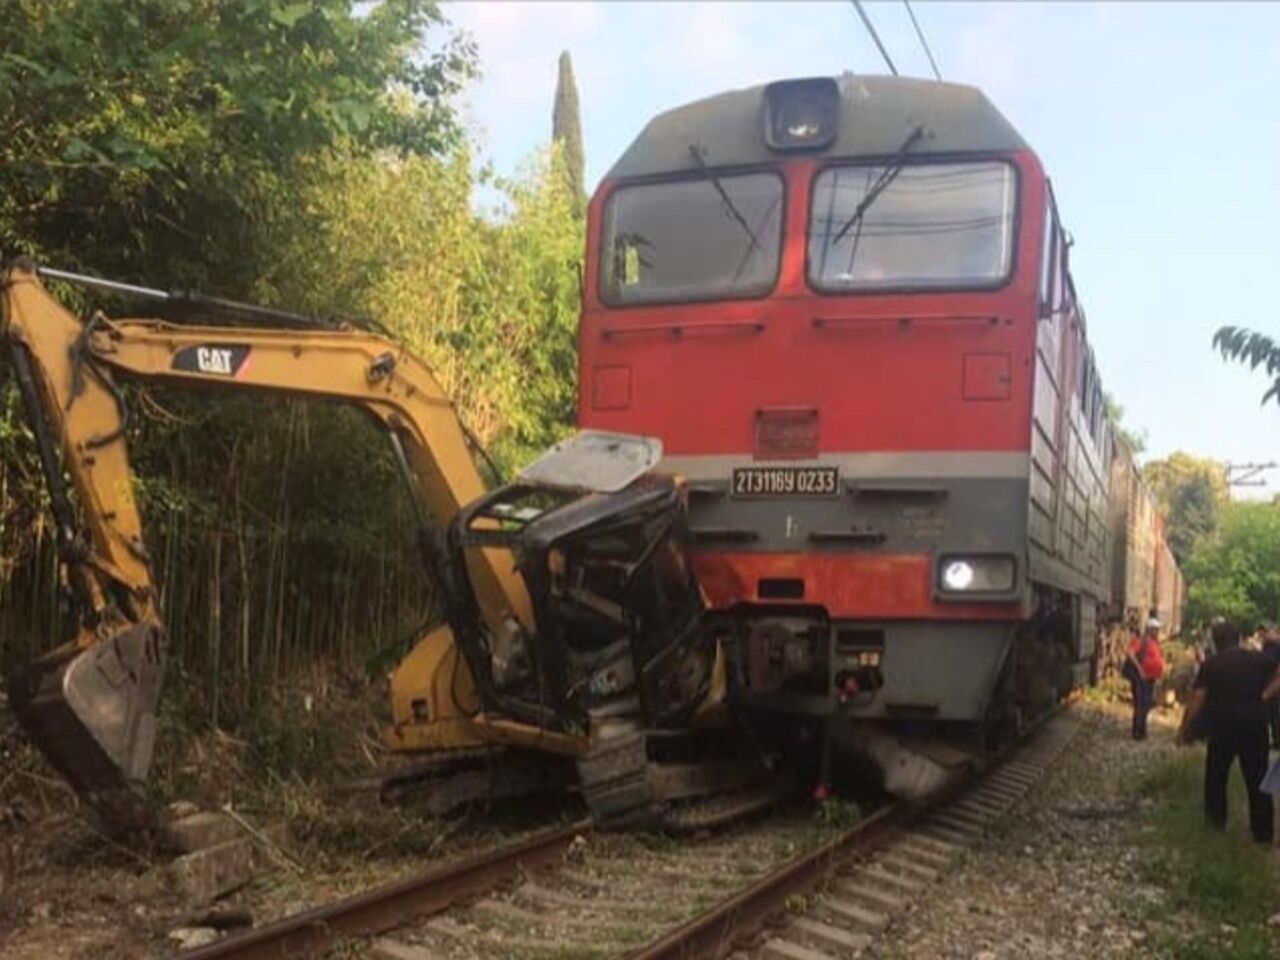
[1225,461,1277,488]
[903,0,942,80]
[850,0,898,76]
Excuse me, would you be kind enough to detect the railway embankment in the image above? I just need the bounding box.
[863,701,1280,960]
[5,696,1277,960]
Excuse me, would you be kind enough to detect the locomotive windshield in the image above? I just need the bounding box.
[808,160,1016,291]
[600,172,783,305]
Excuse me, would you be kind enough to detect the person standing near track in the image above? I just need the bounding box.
[1124,617,1165,740]
[1262,622,1280,749]
[1179,620,1280,845]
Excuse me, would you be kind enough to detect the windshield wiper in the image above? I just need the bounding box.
[688,143,760,254]
[830,125,926,245]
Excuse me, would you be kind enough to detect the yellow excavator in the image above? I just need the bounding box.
[2,261,769,836]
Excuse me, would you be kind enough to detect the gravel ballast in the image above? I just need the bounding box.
[864,702,1184,960]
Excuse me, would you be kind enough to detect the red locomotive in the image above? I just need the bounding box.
[578,75,1133,795]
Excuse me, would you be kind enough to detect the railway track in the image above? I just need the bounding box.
[687,713,1083,960]
[179,712,1082,960]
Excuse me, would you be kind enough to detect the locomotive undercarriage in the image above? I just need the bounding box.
[986,584,1081,737]
[715,587,1086,804]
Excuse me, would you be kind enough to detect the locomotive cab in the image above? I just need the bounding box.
[580,75,1113,798]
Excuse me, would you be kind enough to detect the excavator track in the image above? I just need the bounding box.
[658,776,794,833]
[577,729,792,832]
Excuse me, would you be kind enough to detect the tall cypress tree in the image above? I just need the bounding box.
[552,50,586,217]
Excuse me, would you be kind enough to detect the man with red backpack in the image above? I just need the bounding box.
[1124,616,1165,741]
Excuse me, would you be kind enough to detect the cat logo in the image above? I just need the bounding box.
[172,343,251,378]
[196,347,233,375]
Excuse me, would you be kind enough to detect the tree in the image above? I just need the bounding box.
[0,1,587,729]
[1213,326,1280,404]
[1103,391,1147,457]
[1142,452,1230,565]
[1185,500,1280,627]
[255,142,583,469]
[551,50,586,218]
[477,145,584,464]
[0,2,477,689]
[0,0,475,290]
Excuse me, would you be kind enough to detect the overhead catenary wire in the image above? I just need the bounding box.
[850,0,898,76]
[903,0,942,80]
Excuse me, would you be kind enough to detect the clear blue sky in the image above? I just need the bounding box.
[447,1,1280,496]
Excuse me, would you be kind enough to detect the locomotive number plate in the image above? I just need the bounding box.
[732,466,839,498]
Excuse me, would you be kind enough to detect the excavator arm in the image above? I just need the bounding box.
[3,263,719,831]
[5,265,170,830]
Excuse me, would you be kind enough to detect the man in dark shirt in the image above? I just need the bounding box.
[1179,620,1280,843]
[1263,622,1280,748]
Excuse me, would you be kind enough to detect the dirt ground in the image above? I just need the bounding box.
[2,679,1244,960]
[0,668,580,959]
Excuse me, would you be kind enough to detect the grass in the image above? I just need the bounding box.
[814,797,864,832]
[1082,673,1130,706]
[1136,750,1280,959]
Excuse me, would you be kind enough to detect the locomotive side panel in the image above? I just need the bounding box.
[1026,192,1112,669]
[1027,240,1064,562]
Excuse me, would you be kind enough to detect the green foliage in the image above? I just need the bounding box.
[0,377,45,575]
[1137,752,1280,959]
[1143,452,1229,565]
[245,694,341,784]
[255,142,583,468]
[0,0,474,289]
[1214,325,1280,406]
[783,893,810,914]
[0,0,479,679]
[815,796,864,831]
[1081,671,1130,706]
[552,50,587,218]
[478,146,584,464]
[0,5,585,730]
[1103,390,1147,457]
[1184,499,1280,626]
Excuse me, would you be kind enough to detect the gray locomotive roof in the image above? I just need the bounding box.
[605,75,1029,181]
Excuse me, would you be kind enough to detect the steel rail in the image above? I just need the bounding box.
[627,802,908,960]
[180,819,590,960]
[629,702,1080,960]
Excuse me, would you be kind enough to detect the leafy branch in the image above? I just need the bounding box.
[1213,326,1280,404]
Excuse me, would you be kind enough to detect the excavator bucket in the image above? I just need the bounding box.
[8,623,166,832]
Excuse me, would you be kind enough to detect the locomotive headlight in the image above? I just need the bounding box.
[937,555,1016,594]
[942,560,975,591]
[763,78,839,152]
